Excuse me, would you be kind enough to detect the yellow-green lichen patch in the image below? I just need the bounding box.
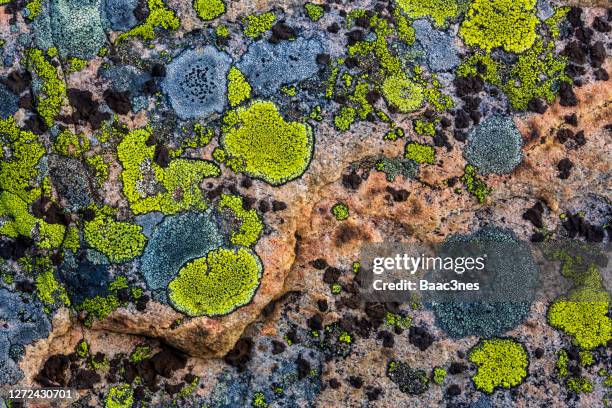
[0,117,45,204]
[84,212,147,263]
[243,12,276,39]
[331,203,349,221]
[546,252,612,350]
[218,194,263,247]
[117,0,180,43]
[461,164,491,203]
[459,0,539,54]
[0,191,65,248]
[304,3,324,22]
[547,288,611,350]
[220,101,314,186]
[469,338,529,393]
[227,67,251,107]
[105,384,133,408]
[194,0,225,21]
[36,268,70,307]
[26,49,66,127]
[168,246,263,317]
[396,0,459,28]
[54,129,90,157]
[382,75,424,113]
[117,127,221,214]
[405,142,435,165]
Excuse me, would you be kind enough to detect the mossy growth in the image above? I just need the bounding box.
[396,0,459,28]
[26,49,66,127]
[129,344,152,363]
[75,339,89,358]
[567,377,593,394]
[243,12,276,39]
[168,247,263,317]
[556,349,569,378]
[194,0,225,21]
[54,130,90,157]
[331,203,349,221]
[252,391,268,408]
[67,57,87,73]
[117,127,221,214]
[218,194,263,247]
[459,0,539,54]
[304,3,324,22]
[433,367,447,385]
[105,384,133,408]
[334,106,356,132]
[117,0,180,43]
[469,338,529,393]
[405,142,435,165]
[413,119,436,137]
[382,75,424,113]
[220,101,313,186]
[84,211,147,263]
[24,0,43,20]
[227,67,251,107]
[460,164,491,203]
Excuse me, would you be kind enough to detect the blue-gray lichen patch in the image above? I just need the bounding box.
[0,83,19,119]
[48,0,107,59]
[0,289,51,385]
[163,47,232,119]
[102,0,140,31]
[463,115,523,175]
[237,36,323,97]
[413,19,460,72]
[429,226,537,338]
[140,210,224,293]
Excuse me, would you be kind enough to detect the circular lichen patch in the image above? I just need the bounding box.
[469,338,528,393]
[381,75,424,113]
[464,115,523,175]
[168,247,263,317]
[220,100,314,186]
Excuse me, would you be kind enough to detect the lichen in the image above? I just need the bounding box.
[459,0,539,53]
[227,67,252,107]
[469,338,529,393]
[396,0,459,28]
[382,75,424,113]
[83,211,147,263]
[26,48,66,127]
[117,0,180,43]
[405,142,435,165]
[218,194,263,247]
[168,247,263,316]
[194,0,225,21]
[304,3,324,22]
[243,12,276,39]
[460,164,491,203]
[105,384,133,408]
[220,100,313,186]
[331,203,349,221]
